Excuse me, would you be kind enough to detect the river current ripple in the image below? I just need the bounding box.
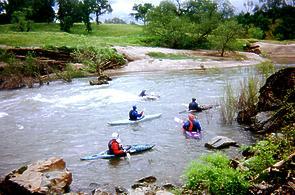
[0,67,256,192]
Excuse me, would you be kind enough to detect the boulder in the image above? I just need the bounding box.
[89,75,112,86]
[136,176,157,184]
[89,79,109,85]
[205,136,238,149]
[257,67,295,112]
[237,67,295,133]
[0,157,72,195]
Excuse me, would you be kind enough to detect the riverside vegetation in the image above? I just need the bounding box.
[178,64,294,194]
[1,0,294,194]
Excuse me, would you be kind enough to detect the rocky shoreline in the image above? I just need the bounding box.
[1,43,294,194]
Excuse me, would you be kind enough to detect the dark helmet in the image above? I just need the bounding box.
[132,105,137,110]
[192,98,196,101]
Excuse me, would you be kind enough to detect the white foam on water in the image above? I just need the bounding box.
[16,124,24,130]
[31,89,138,108]
[0,112,8,118]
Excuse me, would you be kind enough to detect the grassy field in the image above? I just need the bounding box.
[0,23,145,48]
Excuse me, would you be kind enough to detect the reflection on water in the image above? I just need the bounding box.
[0,67,257,192]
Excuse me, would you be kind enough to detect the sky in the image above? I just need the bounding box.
[100,0,249,23]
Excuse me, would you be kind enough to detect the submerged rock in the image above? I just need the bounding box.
[89,75,112,86]
[0,157,72,195]
[205,136,238,149]
[136,176,157,184]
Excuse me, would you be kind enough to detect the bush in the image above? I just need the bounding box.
[11,10,32,32]
[184,152,249,195]
[73,47,125,75]
[247,27,264,39]
[237,76,261,112]
[255,61,276,80]
[54,63,85,82]
[220,82,238,124]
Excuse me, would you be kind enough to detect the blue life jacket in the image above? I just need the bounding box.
[129,109,140,120]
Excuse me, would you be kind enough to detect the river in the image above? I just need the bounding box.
[0,67,257,192]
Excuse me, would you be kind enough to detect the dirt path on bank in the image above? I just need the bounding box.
[105,46,266,75]
[255,42,295,64]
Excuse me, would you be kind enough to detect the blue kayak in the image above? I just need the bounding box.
[80,144,155,160]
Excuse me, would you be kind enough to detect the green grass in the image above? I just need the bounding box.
[147,52,205,61]
[0,23,145,48]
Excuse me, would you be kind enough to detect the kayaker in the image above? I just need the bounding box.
[139,90,147,97]
[189,98,202,112]
[108,132,130,158]
[183,114,202,133]
[129,105,144,121]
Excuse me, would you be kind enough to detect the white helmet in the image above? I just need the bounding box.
[111,132,119,139]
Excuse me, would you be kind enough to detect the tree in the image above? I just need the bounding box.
[11,9,32,32]
[181,0,222,44]
[104,17,126,24]
[130,3,154,24]
[57,0,81,32]
[145,1,193,48]
[80,0,96,32]
[209,20,243,57]
[30,0,55,23]
[93,0,112,24]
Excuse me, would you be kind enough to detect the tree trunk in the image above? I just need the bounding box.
[221,48,225,57]
[96,12,99,24]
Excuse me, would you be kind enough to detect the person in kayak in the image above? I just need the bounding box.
[129,105,144,121]
[108,132,130,158]
[139,90,147,97]
[183,114,202,133]
[189,98,202,112]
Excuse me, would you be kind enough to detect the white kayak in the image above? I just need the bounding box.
[140,95,160,101]
[108,113,162,126]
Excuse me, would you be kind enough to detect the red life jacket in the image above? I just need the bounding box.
[188,120,194,131]
[108,139,117,154]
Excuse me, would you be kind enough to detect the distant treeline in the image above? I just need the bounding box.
[0,0,294,41]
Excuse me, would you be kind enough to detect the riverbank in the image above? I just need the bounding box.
[105,46,266,75]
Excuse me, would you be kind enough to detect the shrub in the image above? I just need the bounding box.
[184,152,249,195]
[247,27,264,39]
[237,76,261,112]
[54,63,85,82]
[255,61,276,80]
[243,140,278,178]
[11,10,32,32]
[73,47,125,75]
[220,82,238,124]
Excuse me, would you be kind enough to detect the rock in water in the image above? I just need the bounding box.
[205,136,238,149]
[0,157,72,194]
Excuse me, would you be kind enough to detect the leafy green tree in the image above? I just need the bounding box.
[0,0,55,23]
[79,0,96,32]
[209,20,243,57]
[181,0,222,44]
[57,0,81,32]
[30,0,55,23]
[93,0,112,24]
[11,8,32,32]
[104,17,126,24]
[145,1,193,48]
[131,3,154,24]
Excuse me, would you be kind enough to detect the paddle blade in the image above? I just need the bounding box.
[174,117,183,124]
[126,153,131,160]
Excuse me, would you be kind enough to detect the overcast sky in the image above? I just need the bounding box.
[100,0,249,23]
